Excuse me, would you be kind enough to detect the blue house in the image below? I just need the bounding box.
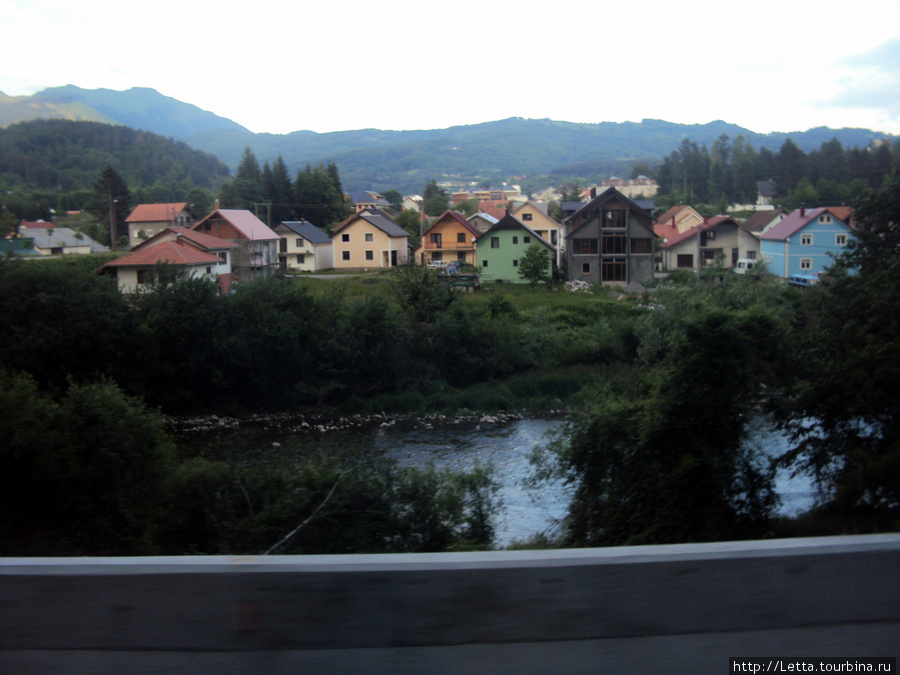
[758,207,854,279]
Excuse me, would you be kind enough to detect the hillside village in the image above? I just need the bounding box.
[7,172,854,293]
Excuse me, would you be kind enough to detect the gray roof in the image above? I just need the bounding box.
[22,227,108,252]
[359,213,408,238]
[278,220,331,244]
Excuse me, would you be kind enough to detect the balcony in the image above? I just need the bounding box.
[423,241,475,251]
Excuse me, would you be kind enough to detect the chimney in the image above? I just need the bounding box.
[800,204,805,218]
[214,199,220,210]
[590,187,597,199]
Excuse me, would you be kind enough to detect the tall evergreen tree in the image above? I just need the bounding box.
[264,155,296,224]
[775,139,806,194]
[89,165,132,249]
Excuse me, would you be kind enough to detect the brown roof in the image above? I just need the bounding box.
[126,203,189,223]
[103,238,223,268]
[742,209,785,233]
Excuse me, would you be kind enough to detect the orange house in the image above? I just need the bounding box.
[415,210,482,266]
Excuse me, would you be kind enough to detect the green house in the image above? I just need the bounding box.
[475,213,555,284]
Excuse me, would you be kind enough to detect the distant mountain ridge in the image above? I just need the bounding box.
[1,86,895,194]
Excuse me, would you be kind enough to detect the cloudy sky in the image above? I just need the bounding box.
[2,0,899,136]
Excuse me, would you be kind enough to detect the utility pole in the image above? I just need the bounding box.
[108,190,118,251]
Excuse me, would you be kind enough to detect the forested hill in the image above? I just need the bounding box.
[184,118,897,194]
[2,86,897,194]
[0,119,231,192]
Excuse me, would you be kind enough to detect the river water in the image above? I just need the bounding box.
[175,415,817,548]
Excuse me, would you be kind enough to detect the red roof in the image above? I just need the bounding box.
[103,239,223,268]
[126,203,189,223]
[20,221,53,229]
[478,201,508,220]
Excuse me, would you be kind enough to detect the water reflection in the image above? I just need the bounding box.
[174,415,818,547]
[373,419,570,547]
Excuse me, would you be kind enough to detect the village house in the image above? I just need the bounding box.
[475,212,555,284]
[125,203,196,248]
[758,206,854,279]
[192,208,280,282]
[467,212,498,234]
[416,210,482,267]
[274,220,334,272]
[564,187,656,287]
[349,190,391,213]
[19,226,108,255]
[331,209,409,270]
[100,227,236,293]
[510,202,565,265]
[658,216,760,271]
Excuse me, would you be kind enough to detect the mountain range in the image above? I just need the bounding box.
[1,86,896,195]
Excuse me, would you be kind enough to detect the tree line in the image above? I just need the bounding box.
[216,147,353,230]
[653,134,899,211]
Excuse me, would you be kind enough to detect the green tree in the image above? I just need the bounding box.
[423,179,448,217]
[264,155,296,224]
[778,170,900,514]
[381,189,403,212]
[539,284,788,546]
[776,139,806,194]
[517,243,552,288]
[294,163,351,229]
[88,164,132,248]
[0,371,175,555]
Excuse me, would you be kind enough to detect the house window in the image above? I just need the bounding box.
[800,258,812,270]
[365,233,374,242]
[297,254,305,264]
[601,210,626,228]
[522,213,532,221]
[365,250,374,261]
[602,234,627,255]
[602,258,627,281]
[219,252,228,263]
[747,251,757,260]
[676,254,694,268]
[491,237,499,248]
[296,238,304,248]
[206,266,212,274]
[573,238,598,254]
[430,233,442,246]
[457,252,466,261]
[513,259,518,267]
[705,230,715,240]
[581,262,591,275]
[432,252,443,261]
[457,233,466,243]
[513,236,518,244]
[482,260,488,267]
[835,233,848,246]
[342,251,350,261]
[146,230,153,237]
[137,269,151,285]
[342,233,350,242]
[551,231,557,245]
[801,234,812,245]
[631,238,651,254]
[524,236,531,243]
[821,215,832,223]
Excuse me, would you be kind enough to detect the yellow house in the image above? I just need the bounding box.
[332,210,409,269]
[415,210,482,266]
[511,202,564,264]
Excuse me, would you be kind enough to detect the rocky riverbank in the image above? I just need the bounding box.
[165,409,570,435]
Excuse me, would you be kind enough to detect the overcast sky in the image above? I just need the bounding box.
[2,0,899,137]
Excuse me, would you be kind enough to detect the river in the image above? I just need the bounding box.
[174,414,817,548]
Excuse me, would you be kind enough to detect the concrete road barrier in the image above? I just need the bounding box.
[2,535,898,673]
